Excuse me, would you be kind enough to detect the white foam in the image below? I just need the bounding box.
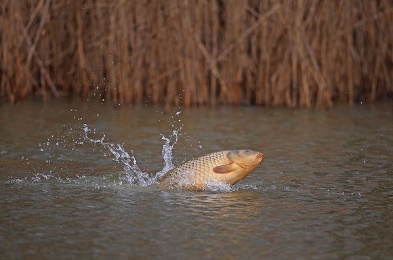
[204,179,233,192]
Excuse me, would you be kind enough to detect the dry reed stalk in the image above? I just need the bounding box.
[0,0,392,107]
[208,0,218,106]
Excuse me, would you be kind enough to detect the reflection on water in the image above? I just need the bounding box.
[0,99,392,258]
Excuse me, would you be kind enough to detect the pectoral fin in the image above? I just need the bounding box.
[213,163,236,174]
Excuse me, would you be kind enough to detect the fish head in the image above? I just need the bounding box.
[212,150,264,185]
[227,150,264,169]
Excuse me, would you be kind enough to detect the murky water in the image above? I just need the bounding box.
[1,99,392,259]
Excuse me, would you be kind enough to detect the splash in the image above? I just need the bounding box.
[154,130,180,181]
[82,124,179,187]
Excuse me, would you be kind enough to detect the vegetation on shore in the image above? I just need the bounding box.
[1,0,392,108]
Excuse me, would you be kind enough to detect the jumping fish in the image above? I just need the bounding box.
[158,150,264,191]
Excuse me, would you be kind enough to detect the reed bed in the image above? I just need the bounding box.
[1,0,392,108]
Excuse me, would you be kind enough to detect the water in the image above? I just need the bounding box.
[1,99,392,259]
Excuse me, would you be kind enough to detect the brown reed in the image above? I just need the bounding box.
[1,0,392,107]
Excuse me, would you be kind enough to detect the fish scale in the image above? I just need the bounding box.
[160,151,231,188]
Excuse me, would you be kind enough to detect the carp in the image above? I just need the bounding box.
[158,150,264,191]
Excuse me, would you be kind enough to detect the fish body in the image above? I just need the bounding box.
[159,150,264,191]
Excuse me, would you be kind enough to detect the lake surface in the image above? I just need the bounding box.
[1,99,392,259]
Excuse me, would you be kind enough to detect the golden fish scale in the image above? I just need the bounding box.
[178,151,231,183]
[161,151,232,187]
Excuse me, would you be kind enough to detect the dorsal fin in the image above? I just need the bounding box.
[213,163,236,174]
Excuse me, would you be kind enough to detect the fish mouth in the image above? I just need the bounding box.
[256,153,264,163]
[241,153,264,168]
